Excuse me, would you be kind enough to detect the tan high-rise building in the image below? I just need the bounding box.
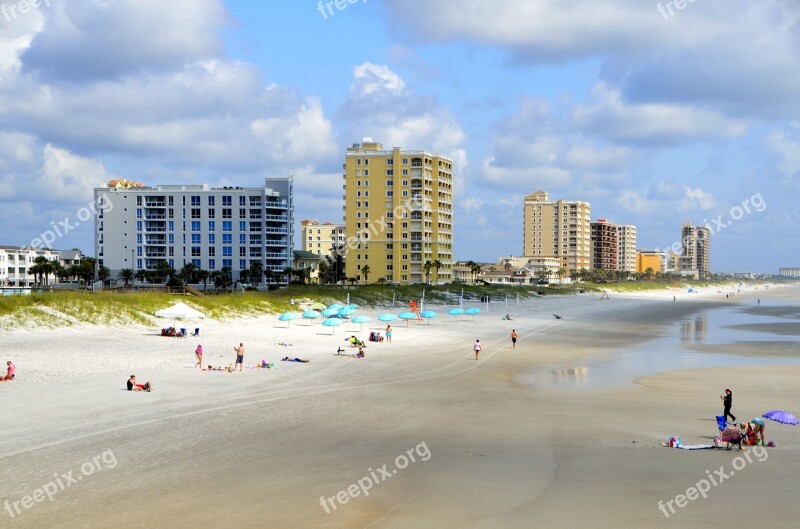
[680,222,711,278]
[301,219,345,257]
[523,191,591,273]
[343,139,454,284]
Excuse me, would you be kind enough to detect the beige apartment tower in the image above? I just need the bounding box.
[343,140,454,284]
[680,222,711,278]
[301,220,345,257]
[523,191,591,273]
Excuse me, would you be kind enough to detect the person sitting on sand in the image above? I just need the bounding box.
[127,375,152,392]
[502,314,512,320]
[553,314,563,320]
[282,357,310,363]
[1,360,15,381]
[336,347,346,355]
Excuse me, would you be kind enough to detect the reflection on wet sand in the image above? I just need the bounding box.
[532,366,589,387]
[680,313,708,344]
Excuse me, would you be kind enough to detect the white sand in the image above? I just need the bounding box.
[0,281,798,528]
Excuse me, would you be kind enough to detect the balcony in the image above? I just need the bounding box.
[145,239,167,245]
[144,214,166,220]
[264,227,288,234]
[265,215,288,221]
[144,201,166,207]
[145,252,167,258]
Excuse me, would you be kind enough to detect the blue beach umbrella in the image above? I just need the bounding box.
[465,307,481,321]
[278,312,299,327]
[447,308,464,320]
[321,308,339,317]
[322,317,343,334]
[398,312,417,327]
[378,314,397,322]
[338,307,356,318]
[352,315,371,331]
[344,304,360,310]
[302,310,321,319]
[327,304,344,311]
[420,310,437,324]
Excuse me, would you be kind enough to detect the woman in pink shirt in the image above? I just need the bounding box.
[2,361,14,381]
[195,345,203,369]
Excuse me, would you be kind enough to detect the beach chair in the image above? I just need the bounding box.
[192,328,200,337]
[716,415,727,432]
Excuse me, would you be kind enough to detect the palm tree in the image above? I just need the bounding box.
[361,264,371,284]
[155,260,174,284]
[644,267,655,281]
[264,268,275,288]
[33,256,54,286]
[346,276,357,286]
[98,266,111,286]
[135,269,148,285]
[78,257,96,285]
[249,261,263,287]
[196,270,210,291]
[179,263,197,284]
[53,262,68,284]
[213,267,233,291]
[423,260,432,284]
[557,267,566,283]
[431,259,442,284]
[466,261,482,284]
[239,270,250,285]
[118,268,134,287]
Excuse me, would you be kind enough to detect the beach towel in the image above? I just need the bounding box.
[675,444,716,450]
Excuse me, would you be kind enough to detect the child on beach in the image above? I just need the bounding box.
[1,360,14,381]
[474,340,482,361]
[195,345,203,369]
[385,325,392,342]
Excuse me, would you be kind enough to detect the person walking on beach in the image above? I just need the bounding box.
[195,345,203,369]
[234,343,245,371]
[473,339,482,361]
[721,388,736,423]
[385,325,392,343]
[511,330,518,349]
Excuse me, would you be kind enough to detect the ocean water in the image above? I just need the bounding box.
[527,291,800,389]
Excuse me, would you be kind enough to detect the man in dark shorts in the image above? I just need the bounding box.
[234,343,245,371]
[511,330,518,349]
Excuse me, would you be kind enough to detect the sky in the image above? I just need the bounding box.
[0,0,798,273]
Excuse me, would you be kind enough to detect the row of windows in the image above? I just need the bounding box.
[136,195,263,207]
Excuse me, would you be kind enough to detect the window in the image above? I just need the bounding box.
[387,191,394,197]
[136,209,142,219]
[402,190,409,197]
[386,169,393,176]
[191,208,201,219]
[240,234,246,244]
[168,209,174,219]
[169,234,174,245]
[402,180,408,186]
[191,247,201,257]
[402,169,408,176]
[239,221,246,231]
[208,196,215,206]
[209,259,216,270]
[136,221,142,231]
[239,247,247,257]
[192,259,201,268]
[222,196,232,206]
[222,221,232,232]
[191,196,200,206]
[136,196,142,206]
[240,196,246,206]
[192,234,201,244]
[239,208,246,219]
[402,158,408,165]
[168,196,174,206]
[191,221,201,231]
[222,234,232,244]
[208,234,215,244]
[208,209,215,219]
[240,259,247,270]
[222,208,232,219]
[208,221,216,231]
[223,247,232,257]
[208,247,215,257]
[222,259,232,269]
[364,169,369,176]
[364,159,368,165]
[386,180,393,186]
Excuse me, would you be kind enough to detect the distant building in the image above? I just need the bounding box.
[590,219,618,272]
[679,222,711,278]
[636,250,666,274]
[301,220,345,257]
[293,250,322,284]
[0,246,77,286]
[343,140,454,284]
[94,178,294,284]
[779,268,800,278]
[523,191,591,273]
[616,224,637,273]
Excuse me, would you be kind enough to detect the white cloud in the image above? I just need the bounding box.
[679,187,716,211]
[573,83,747,145]
[768,129,800,180]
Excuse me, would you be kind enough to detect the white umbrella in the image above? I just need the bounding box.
[155,302,205,332]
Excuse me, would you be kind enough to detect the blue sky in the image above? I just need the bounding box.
[1,0,798,272]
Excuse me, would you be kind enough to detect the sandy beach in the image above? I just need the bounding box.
[1,283,799,528]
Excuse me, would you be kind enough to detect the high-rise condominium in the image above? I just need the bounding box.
[94,178,294,284]
[523,191,591,273]
[680,222,710,278]
[343,139,454,284]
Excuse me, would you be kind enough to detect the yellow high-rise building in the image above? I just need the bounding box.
[343,139,454,284]
[523,191,591,273]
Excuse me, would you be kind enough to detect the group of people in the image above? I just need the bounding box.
[721,388,768,446]
[161,327,185,338]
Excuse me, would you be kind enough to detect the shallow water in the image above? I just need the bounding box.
[527,299,800,389]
